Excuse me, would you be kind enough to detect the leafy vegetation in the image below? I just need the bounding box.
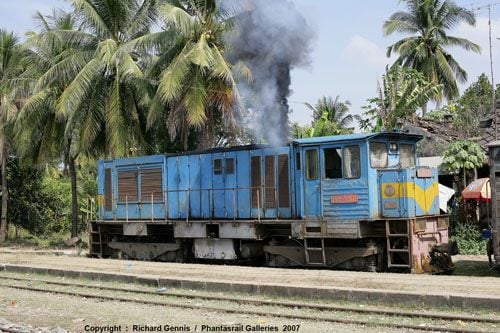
[424,73,500,139]
[291,95,354,139]
[6,159,70,235]
[454,74,500,137]
[0,29,23,241]
[146,1,250,149]
[451,221,487,255]
[361,65,440,131]
[441,140,487,188]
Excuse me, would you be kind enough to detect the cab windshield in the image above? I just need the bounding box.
[370,142,388,168]
[370,142,416,168]
[400,144,416,167]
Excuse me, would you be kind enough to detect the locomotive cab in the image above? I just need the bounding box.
[292,133,440,220]
[291,133,453,273]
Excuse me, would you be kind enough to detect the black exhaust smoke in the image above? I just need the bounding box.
[229,0,314,145]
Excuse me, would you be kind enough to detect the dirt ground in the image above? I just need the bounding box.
[0,250,498,299]
[2,270,497,333]
[0,284,418,333]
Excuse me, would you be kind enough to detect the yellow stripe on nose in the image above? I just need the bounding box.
[381,182,438,214]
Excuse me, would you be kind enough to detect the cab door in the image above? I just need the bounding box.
[302,146,321,218]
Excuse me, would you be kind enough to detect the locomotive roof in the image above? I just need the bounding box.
[165,143,276,156]
[177,132,423,156]
[292,132,422,145]
[102,133,424,162]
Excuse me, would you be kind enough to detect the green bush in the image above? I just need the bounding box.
[5,158,71,236]
[450,221,487,255]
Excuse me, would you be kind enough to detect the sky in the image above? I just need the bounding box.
[1,0,499,128]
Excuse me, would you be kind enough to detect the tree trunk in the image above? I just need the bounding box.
[69,157,78,238]
[421,103,428,117]
[0,151,8,242]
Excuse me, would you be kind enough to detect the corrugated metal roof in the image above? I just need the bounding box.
[486,140,500,147]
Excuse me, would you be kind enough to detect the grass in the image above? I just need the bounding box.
[451,258,499,277]
[2,226,88,249]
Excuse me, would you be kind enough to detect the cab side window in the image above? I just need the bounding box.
[305,149,318,180]
[400,144,415,168]
[324,148,342,179]
[343,146,360,178]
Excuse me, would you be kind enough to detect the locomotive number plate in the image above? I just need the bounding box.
[416,168,432,178]
[330,194,358,204]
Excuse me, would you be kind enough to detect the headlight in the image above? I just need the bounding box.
[384,185,396,197]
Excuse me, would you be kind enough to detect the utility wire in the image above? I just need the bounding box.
[474,2,500,10]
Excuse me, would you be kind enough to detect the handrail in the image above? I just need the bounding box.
[107,185,286,222]
[125,194,128,222]
[257,189,261,223]
[151,192,154,223]
[233,190,236,222]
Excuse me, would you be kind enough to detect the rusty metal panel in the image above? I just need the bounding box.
[140,168,162,201]
[174,222,206,238]
[278,154,290,208]
[104,168,113,211]
[265,155,276,208]
[218,223,258,239]
[118,170,138,202]
[251,156,261,208]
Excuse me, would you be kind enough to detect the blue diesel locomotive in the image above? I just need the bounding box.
[90,132,454,273]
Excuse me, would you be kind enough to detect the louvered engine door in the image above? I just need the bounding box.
[263,154,277,218]
[139,166,165,220]
[117,168,140,219]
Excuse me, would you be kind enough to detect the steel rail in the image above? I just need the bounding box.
[0,279,494,333]
[0,275,498,325]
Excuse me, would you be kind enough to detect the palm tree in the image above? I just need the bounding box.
[143,0,250,149]
[0,29,22,241]
[384,0,480,103]
[17,1,158,236]
[15,10,83,238]
[35,0,160,159]
[306,96,354,134]
[20,1,161,236]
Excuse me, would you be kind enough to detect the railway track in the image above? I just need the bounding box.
[0,273,497,333]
